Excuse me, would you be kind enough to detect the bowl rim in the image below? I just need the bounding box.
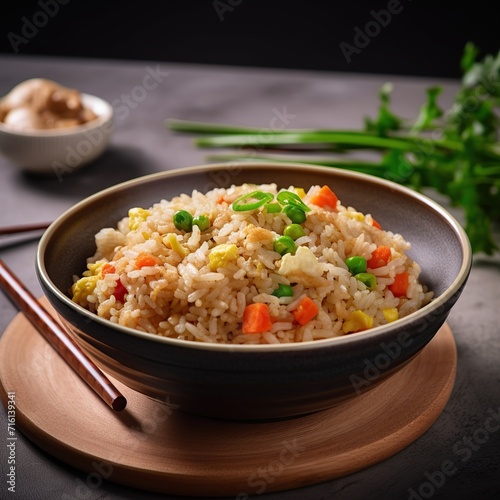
[37,162,472,353]
[0,93,113,137]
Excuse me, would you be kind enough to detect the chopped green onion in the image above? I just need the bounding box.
[283,223,305,240]
[274,235,296,256]
[272,283,294,298]
[192,215,210,231]
[231,191,274,212]
[277,191,311,212]
[354,272,377,290]
[173,210,193,232]
[283,205,306,224]
[346,256,367,274]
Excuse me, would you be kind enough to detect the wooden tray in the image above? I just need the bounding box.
[0,299,457,497]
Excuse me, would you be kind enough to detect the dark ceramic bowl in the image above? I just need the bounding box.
[36,163,472,420]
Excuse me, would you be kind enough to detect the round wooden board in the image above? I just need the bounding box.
[0,298,457,497]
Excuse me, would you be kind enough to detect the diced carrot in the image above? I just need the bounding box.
[217,195,225,204]
[368,245,392,269]
[242,303,273,334]
[388,271,409,298]
[309,185,338,210]
[292,296,319,326]
[101,263,116,276]
[135,252,158,269]
[371,218,382,230]
[113,279,127,302]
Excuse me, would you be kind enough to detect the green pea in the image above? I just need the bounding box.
[354,272,377,290]
[173,210,193,232]
[272,283,294,298]
[274,235,296,256]
[346,256,367,274]
[283,205,306,224]
[283,223,305,241]
[265,202,282,213]
[192,215,210,231]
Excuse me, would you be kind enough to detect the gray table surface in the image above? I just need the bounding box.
[0,55,499,500]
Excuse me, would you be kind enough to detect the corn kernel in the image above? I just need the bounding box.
[209,244,238,271]
[342,310,374,334]
[295,188,306,199]
[383,307,399,323]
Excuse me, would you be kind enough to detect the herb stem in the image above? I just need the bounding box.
[194,131,463,153]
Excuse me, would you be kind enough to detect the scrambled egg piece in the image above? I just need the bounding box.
[163,233,188,258]
[278,246,326,286]
[343,211,365,222]
[71,260,105,307]
[128,207,151,230]
[209,244,238,271]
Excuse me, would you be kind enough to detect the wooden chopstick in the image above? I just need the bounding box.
[0,259,127,412]
[0,222,52,236]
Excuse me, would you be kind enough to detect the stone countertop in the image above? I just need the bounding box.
[0,55,499,500]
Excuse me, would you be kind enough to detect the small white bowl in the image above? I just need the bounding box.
[0,93,113,176]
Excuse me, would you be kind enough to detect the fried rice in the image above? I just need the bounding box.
[71,183,433,344]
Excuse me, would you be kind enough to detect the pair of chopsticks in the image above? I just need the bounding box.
[0,223,126,412]
[0,222,52,236]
